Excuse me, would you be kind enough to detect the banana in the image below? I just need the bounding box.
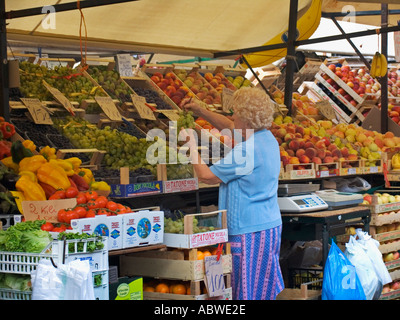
[379,53,388,77]
[370,52,378,78]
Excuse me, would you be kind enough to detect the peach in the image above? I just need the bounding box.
[312,157,322,164]
[348,154,358,160]
[315,140,326,150]
[317,149,326,160]
[275,128,287,139]
[296,149,306,158]
[288,140,300,151]
[332,149,342,158]
[299,155,310,164]
[305,147,317,159]
[324,156,334,163]
[384,131,395,139]
[289,157,300,164]
[340,147,349,158]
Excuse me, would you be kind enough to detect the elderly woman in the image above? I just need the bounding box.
[181,87,284,300]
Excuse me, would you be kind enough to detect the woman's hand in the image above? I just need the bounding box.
[180,98,203,116]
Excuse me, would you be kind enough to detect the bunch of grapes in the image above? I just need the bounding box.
[177,111,195,130]
[164,216,215,234]
[52,116,157,175]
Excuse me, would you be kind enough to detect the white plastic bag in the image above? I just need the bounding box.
[345,236,380,300]
[31,259,94,300]
[355,229,392,286]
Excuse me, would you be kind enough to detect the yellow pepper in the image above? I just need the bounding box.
[392,153,400,170]
[1,156,19,172]
[91,181,111,191]
[18,155,47,173]
[75,167,94,184]
[37,162,71,190]
[19,170,38,182]
[15,175,46,201]
[22,140,36,152]
[49,159,75,176]
[40,145,57,160]
[10,191,24,214]
[65,157,82,170]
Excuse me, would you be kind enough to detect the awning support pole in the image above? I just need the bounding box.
[330,17,371,70]
[0,0,9,121]
[381,4,389,134]
[284,0,298,115]
[240,55,273,99]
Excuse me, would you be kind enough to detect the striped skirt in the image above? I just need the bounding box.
[229,225,284,300]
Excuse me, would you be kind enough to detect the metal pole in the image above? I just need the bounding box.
[0,0,9,121]
[331,17,371,70]
[381,4,389,134]
[5,0,139,20]
[284,0,298,115]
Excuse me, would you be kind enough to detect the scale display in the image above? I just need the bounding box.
[278,193,328,213]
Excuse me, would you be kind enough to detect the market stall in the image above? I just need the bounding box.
[2,0,400,302]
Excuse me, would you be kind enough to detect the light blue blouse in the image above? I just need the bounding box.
[210,129,282,235]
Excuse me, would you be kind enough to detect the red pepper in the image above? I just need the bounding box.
[38,181,57,199]
[70,174,89,191]
[0,140,11,159]
[0,122,15,139]
[68,176,78,190]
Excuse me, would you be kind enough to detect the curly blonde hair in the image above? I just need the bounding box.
[232,87,275,130]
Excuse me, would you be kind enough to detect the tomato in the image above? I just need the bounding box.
[65,187,79,199]
[85,190,98,202]
[76,192,87,205]
[106,201,118,212]
[94,196,108,208]
[85,209,96,218]
[64,210,79,224]
[74,206,87,218]
[117,203,126,210]
[86,200,97,210]
[49,193,62,200]
[116,208,126,214]
[52,227,64,232]
[125,206,132,213]
[54,190,66,199]
[41,222,54,231]
[97,208,109,216]
[57,209,68,223]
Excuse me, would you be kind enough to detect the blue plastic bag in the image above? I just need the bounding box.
[322,242,366,300]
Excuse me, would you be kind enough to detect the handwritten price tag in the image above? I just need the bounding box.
[131,94,156,120]
[222,87,235,113]
[22,198,77,223]
[204,255,225,297]
[95,96,122,121]
[20,98,53,125]
[42,80,76,115]
[117,54,134,77]
[158,109,180,121]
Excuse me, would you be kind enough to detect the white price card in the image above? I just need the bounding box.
[222,87,235,113]
[95,96,122,121]
[131,94,156,120]
[158,109,180,121]
[204,255,225,297]
[22,198,77,223]
[117,54,134,77]
[20,98,53,125]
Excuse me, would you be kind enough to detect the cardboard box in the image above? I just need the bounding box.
[70,215,123,250]
[122,210,164,248]
[110,181,163,197]
[109,277,143,300]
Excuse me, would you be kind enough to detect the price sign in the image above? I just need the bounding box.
[158,109,180,121]
[95,96,122,121]
[131,94,156,120]
[316,100,336,120]
[20,98,53,125]
[42,80,76,115]
[117,54,134,77]
[204,255,225,297]
[22,198,77,223]
[222,87,235,113]
[394,32,400,63]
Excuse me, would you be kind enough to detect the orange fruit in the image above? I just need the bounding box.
[155,283,169,293]
[197,251,204,260]
[203,250,212,258]
[143,285,155,292]
[186,285,191,295]
[172,284,187,295]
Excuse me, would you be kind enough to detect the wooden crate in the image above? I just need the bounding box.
[163,210,228,249]
[338,159,362,176]
[282,163,316,180]
[120,244,231,281]
[56,148,106,170]
[315,162,339,178]
[248,64,281,89]
[361,158,382,174]
[276,280,322,300]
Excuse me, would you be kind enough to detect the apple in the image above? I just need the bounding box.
[393,251,400,260]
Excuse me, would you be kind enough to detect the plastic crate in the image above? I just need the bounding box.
[289,267,323,290]
[0,251,42,274]
[0,288,32,300]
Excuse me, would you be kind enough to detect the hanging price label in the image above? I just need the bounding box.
[20,98,53,125]
[222,87,235,113]
[95,96,123,121]
[204,255,225,297]
[42,80,76,115]
[158,109,180,121]
[131,94,156,120]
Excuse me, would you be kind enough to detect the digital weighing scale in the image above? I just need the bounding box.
[278,184,328,213]
[315,189,363,210]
